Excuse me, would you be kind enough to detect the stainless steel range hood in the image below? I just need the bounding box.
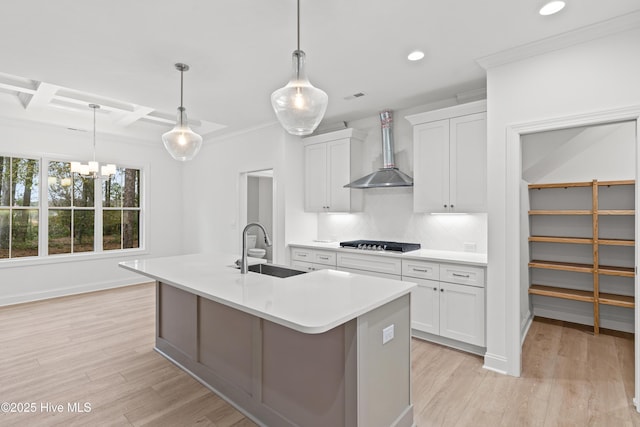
[344,110,413,189]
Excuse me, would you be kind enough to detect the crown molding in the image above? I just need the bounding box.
[476,10,640,70]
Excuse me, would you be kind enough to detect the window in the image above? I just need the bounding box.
[47,161,95,255]
[0,156,143,262]
[0,156,40,259]
[102,167,140,250]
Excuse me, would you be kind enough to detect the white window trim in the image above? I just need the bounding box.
[0,154,147,264]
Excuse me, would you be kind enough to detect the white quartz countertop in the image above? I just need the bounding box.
[119,253,415,334]
[288,241,488,266]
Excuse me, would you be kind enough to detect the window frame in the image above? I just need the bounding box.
[0,154,41,259]
[0,153,147,267]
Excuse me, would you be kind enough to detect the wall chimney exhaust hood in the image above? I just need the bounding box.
[344,110,413,189]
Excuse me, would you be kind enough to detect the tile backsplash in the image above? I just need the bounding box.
[316,188,487,253]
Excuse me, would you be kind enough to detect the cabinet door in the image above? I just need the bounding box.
[413,119,450,212]
[407,277,440,335]
[304,143,327,212]
[326,138,351,212]
[439,282,485,346]
[449,112,487,212]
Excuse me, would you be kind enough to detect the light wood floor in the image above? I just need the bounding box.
[1,283,639,426]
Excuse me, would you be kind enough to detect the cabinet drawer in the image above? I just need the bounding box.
[402,259,440,280]
[291,247,313,262]
[337,252,402,276]
[291,260,331,272]
[439,264,485,287]
[312,250,336,266]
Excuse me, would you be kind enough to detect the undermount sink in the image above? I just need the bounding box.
[248,263,308,278]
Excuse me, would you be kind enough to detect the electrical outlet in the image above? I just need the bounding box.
[382,324,394,344]
[464,242,477,252]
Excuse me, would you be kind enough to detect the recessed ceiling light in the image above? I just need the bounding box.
[407,50,425,61]
[539,1,566,16]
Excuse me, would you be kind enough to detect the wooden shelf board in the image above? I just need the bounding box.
[597,180,635,187]
[598,210,635,215]
[598,265,635,277]
[529,236,592,244]
[529,182,593,189]
[529,284,594,303]
[529,210,592,216]
[529,260,593,273]
[598,238,635,247]
[599,293,635,308]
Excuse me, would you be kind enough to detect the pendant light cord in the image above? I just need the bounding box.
[179,67,184,127]
[92,105,96,162]
[297,0,300,52]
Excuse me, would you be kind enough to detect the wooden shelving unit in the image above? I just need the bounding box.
[528,179,635,334]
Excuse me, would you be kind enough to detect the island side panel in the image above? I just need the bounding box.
[158,282,197,359]
[261,320,355,427]
[199,297,254,396]
[358,294,413,427]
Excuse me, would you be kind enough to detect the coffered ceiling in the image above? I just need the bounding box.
[0,1,639,143]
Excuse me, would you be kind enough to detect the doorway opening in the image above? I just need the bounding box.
[518,119,637,410]
[243,169,274,263]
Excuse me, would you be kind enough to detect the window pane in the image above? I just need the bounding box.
[103,169,122,208]
[12,158,39,207]
[0,157,10,207]
[48,210,71,255]
[73,175,94,207]
[0,209,8,258]
[123,168,140,208]
[48,161,72,207]
[73,210,94,253]
[123,210,139,249]
[103,210,121,250]
[11,209,38,257]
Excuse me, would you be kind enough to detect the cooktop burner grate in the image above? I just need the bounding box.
[339,240,421,252]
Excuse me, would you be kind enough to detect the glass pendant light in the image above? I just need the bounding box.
[70,104,116,178]
[162,63,203,161]
[271,0,328,136]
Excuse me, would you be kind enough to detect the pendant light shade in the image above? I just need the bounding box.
[271,0,328,136]
[162,63,202,161]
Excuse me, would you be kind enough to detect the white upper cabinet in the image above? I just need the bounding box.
[406,100,487,213]
[303,129,365,213]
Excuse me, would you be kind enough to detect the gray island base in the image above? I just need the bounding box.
[120,254,415,427]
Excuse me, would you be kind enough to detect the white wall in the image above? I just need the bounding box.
[484,27,640,375]
[317,101,488,253]
[181,124,316,264]
[0,117,184,305]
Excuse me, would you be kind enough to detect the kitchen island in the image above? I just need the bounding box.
[119,254,415,427]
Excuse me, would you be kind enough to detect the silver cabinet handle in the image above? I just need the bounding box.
[318,256,329,260]
[412,268,429,273]
[298,253,307,257]
[452,273,470,278]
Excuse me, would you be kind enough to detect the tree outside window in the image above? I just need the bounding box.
[0,156,40,259]
[103,167,140,250]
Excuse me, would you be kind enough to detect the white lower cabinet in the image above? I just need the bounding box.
[290,247,337,272]
[438,281,485,346]
[289,245,487,351]
[410,278,440,335]
[403,259,485,348]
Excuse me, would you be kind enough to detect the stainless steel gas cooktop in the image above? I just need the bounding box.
[339,240,421,252]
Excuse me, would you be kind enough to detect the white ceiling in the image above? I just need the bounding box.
[1,0,639,143]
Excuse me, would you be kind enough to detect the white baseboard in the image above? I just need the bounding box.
[521,310,533,346]
[483,352,509,375]
[0,278,146,306]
